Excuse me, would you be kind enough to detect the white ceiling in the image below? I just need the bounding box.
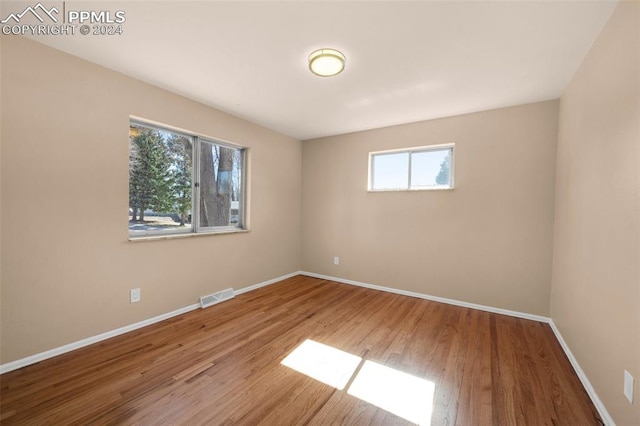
[18,1,617,140]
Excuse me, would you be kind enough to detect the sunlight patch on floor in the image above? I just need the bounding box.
[281,339,362,390]
[348,360,435,425]
[282,339,435,425]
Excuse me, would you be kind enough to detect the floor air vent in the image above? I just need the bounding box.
[200,288,235,308]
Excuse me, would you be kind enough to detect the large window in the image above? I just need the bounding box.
[369,144,454,191]
[129,120,245,238]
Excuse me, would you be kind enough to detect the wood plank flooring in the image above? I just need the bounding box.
[0,276,602,425]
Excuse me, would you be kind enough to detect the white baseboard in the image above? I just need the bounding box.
[0,271,300,375]
[548,320,615,426]
[234,271,301,295]
[300,271,549,322]
[0,303,200,375]
[301,270,614,426]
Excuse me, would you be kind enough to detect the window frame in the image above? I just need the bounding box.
[368,143,455,192]
[129,118,248,239]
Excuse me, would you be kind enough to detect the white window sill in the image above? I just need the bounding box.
[128,228,250,242]
[368,187,454,193]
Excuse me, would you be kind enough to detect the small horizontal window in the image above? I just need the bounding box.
[369,145,454,191]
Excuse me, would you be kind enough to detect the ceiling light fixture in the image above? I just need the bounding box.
[308,48,346,77]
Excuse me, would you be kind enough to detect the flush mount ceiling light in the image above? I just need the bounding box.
[308,48,346,77]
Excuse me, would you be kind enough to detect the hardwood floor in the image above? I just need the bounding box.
[0,276,602,425]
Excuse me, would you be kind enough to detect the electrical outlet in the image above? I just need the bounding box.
[130,288,141,303]
[333,256,340,265]
[624,370,634,403]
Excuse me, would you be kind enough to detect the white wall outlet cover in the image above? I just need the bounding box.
[624,370,634,403]
[334,257,340,265]
[130,288,141,303]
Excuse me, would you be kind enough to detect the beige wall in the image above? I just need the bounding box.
[302,100,558,316]
[0,36,302,363]
[551,2,640,424]
[0,34,4,360]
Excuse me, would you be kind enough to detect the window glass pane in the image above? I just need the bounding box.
[411,149,451,188]
[199,141,243,228]
[129,124,193,236]
[372,152,409,190]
